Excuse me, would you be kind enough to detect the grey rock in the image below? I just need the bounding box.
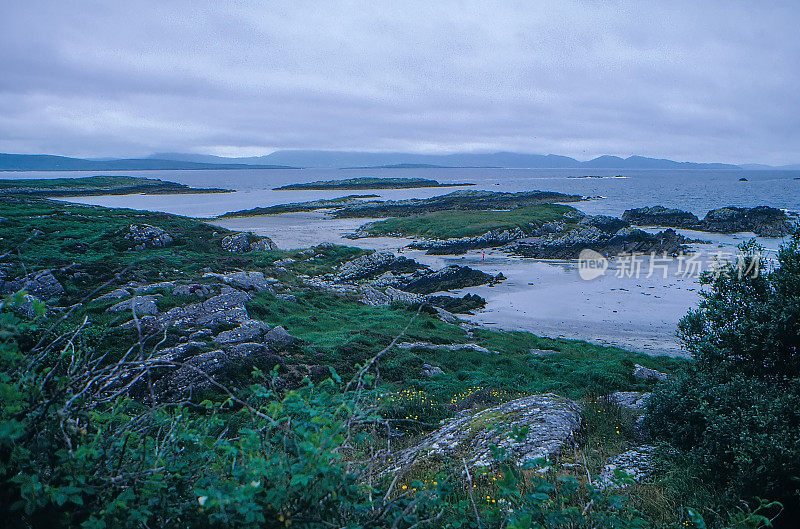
[225,342,267,357]
[598,445,657,489]
[108,295,159,316]
[421,363,444,377]
[530,348,559,356]
[125,224,173,249]
[158,290,252,330]
[389,393,582,470]
[213,321,271,345]
[396,342,495,354]
[203,271,273,292]
[385,286,425,304]
[358,285,390,306]
[155,341,206,361]
[172,284,214,297]
[434,306,460,324]
[411,227,527,255]
[608,391,651,410]
[273,257,296,266]
[94,288,131,302]
[632,364,669,382]
[264,325,295,350]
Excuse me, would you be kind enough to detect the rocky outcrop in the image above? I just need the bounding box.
[400,265,501,294]
[203,271,275,292]
[125,224,173,250]
[389,394,582,470]
[513,215,690,259]
[623,205,796,237]
[409,228,526,255]
[0,270,65,301]
[213,320,271,345]
[622,206,700,228]
[221,232,277,253]
[158,289,252,330]
[336,251,422,281]
[598,445,656,489]
[700,206,795,237]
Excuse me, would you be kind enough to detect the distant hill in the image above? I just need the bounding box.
[0,153,296,171]
[152,150,742,170]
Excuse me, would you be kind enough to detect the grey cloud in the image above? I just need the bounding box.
[0,0,798,163]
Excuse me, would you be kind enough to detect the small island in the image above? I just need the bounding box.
[219,194,379,217]
[273,176,474,190]
[0,175,233,196]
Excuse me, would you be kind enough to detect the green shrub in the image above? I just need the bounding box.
[645,234,800,525]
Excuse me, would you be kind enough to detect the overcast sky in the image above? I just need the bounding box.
[1,1,798,164]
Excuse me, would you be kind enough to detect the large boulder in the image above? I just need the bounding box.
[125,224,174,250]
[389,393,582,470]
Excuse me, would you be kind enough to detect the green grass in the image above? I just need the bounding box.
[0,175,231,196]
[274,177,474,190]
[362,204,580,239]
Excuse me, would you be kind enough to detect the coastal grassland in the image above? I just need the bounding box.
[360,203,581,239]
[273,176,474,190]
[0,197,365,298]
[0,175,232,196]
[1,195,701,528]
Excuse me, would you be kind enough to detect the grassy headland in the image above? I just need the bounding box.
[0,175,232,196]
[274,176,474,190]
[360,203,581,239]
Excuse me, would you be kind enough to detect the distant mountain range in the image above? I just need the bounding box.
[150,151,744,170]
[0,153,295,171]
[1,151,798,171]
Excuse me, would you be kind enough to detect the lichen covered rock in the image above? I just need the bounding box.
[390,393,582,470]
